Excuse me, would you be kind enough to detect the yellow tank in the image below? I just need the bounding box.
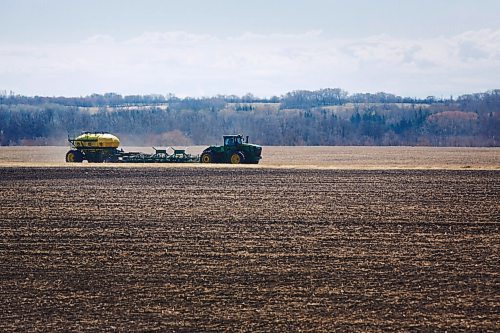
[73,132,120,148]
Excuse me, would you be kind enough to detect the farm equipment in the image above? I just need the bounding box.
[66,132,198,163]
[200,134,262,164]
[119,147,198,163]
[66,132,122,162]
[66,132,261,164]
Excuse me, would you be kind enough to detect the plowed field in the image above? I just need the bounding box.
[0,167,498,331]
[0,146,499,169]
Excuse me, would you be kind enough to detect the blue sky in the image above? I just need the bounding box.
[1,0,500,97]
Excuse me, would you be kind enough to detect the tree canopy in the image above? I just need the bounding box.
[0,89,498,146]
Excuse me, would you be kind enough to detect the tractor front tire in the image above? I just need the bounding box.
[66,150,84,163]
[200,152,213,163]
[230,152,245,164]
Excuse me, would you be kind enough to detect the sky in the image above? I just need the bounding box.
[1,0,499,98]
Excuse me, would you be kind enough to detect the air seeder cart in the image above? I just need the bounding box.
[66,132,198,163]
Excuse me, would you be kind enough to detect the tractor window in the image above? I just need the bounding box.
[224,137,235,146]
[235,137,242,145]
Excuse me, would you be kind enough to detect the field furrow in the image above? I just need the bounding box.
[0,167,498,331]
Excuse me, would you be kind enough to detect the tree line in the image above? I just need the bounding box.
[0,89,498,146]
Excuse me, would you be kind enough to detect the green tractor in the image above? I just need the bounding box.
[200,135,262,164]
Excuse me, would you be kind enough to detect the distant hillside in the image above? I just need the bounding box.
[0,89,498,146]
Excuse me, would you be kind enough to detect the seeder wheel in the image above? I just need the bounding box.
[65,150,84,163]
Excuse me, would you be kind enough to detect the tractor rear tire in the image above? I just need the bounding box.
[201,152,213,163]
[66,150,84,163]
[230,152,245,164]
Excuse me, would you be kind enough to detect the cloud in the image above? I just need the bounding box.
[0,29,499,97]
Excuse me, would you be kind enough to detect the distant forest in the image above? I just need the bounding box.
[0,88,499,146]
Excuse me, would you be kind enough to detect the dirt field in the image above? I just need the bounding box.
[0,146,499,169]
[0,165,498,332]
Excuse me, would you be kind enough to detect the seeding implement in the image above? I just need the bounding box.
[66,132,261,164]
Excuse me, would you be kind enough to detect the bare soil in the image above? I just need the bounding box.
[0,167,498,332]
[0,146,499,169]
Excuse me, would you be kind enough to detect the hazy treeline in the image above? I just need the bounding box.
[0,89,498,146]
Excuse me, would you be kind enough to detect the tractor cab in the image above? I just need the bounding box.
[223,135,245,147]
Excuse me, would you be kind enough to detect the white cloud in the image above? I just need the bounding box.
[1,29,499,97]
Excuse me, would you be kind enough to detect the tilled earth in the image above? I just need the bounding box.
[0,167,498,332]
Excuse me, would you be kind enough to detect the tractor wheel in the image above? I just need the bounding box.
[200,152,213,163]
[230,152,245,164]
[66,150,84,163]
